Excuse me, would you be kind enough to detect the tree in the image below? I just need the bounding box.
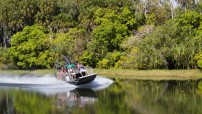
[118,10,202,69]
[8,25,54,69]
[52,27,89,63]
[92,7,136,54]
[0,0,39,48]
[175,10,201,39]
[175,0,196,11]
[193,19,202,69]
[196,1,202,13]
[67,27,89,61]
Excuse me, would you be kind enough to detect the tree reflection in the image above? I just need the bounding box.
[56,88,97,109]
[0,88,97,114]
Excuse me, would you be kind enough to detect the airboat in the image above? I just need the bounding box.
[54,56,97,85]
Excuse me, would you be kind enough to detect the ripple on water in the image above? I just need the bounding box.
[0,74,113,95]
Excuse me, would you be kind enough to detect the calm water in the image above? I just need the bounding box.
[0,74,202,114]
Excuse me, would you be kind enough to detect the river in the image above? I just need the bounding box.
[0,73,201,114]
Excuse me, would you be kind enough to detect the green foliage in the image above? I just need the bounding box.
[97,58,110,69]
[67,27,89,61]
[119,11,202,69]
[194,53,202,69]
[1,0,202,69]
[196,1,202,13]
[146,13,157,25]
[97,51,121,69]
[88,7,137,66]
[82,0,132,8]
[80,50,99,68]
[149,5,171,25]
[52,27,89,62]
[198,81,202,90]
[8,25,54,69]
[52,33,73,59]
[175,10,202,38]
[0,0,38,30]
[0,48,10,69]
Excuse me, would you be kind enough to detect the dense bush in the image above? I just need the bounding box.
[8,25,54,69]
[1,0,202,70]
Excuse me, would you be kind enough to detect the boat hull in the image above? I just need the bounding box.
[67,73,97,85]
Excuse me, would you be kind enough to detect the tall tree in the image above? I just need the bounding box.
[175,0,196,11]
[8,25,54,69]
[195,1,202,13]
[0,0,39,47]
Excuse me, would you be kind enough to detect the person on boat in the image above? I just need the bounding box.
[58,66,66,80]
[77,63,85,73]
[66,62,75,70]
[66,62,76,80]
[61,65,66,72]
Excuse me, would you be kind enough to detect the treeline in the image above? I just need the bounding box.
[0,0,202,70]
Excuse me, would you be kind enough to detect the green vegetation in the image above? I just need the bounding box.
[1,69,202,81]
[0,0,202,70]
[9,25,54,69]
[94,69,202,80]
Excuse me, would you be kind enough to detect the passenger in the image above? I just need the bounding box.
[77,63,84,72]
[66,63,76,80]
[77,63,85,76]
[58,66,66,80]
[71,63,75,68]
[66,62,75,69]
[61,66,66,72]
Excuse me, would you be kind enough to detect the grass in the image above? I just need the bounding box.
[0,69,202,80]
[94,69,202,80]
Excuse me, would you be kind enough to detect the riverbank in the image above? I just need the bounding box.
[0,69,202,80]
[94,69,202,80]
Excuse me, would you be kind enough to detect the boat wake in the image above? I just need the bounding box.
[0,73,113,95]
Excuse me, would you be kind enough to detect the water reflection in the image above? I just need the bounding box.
[110,79,202,114]
[0,87,98,114]
[57,88,97,108]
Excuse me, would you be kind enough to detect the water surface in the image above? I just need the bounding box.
[0,74,202,114]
